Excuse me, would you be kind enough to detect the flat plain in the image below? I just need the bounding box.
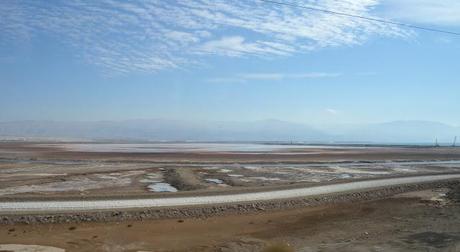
[1,142,460,251]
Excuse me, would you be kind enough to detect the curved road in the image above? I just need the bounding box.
[1,174,460,214]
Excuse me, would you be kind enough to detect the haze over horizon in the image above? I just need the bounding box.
[1,118,459,144]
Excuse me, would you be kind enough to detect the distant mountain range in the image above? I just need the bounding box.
[0,119,459,144]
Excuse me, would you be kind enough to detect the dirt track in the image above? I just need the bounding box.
[1,179,459,225]
[1,174,460,215]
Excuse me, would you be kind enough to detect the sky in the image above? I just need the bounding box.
[1,0,459,126]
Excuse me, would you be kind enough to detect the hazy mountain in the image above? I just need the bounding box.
[0,119,458,144]
[331,121,460,144]
[0,119,326,142]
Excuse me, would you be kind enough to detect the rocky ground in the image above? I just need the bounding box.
[0,180,457,224]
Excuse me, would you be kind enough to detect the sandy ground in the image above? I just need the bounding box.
[1,185,460,252]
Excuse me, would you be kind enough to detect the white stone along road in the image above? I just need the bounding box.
[1,174,460,214]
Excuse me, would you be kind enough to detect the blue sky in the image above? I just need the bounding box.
[1,0,459,126]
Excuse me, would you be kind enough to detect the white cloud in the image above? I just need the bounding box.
[207,72,341,82]
[206,77,246,84]
[239,73,285,81]
[435,37,453,44]
[382,0,460,26]
[0,0,408,74]
[288,72,342,78]
[325,108,339,115]
[164,31,200,46]
[196,36,287,57]
[239,72,341,80]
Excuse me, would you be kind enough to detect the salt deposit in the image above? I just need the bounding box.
[0,244,65,252]
[205,178,224,184]
[147,183,178,192]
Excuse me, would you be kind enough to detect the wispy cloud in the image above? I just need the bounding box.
[238,73,285,81]
[0,0,408,74]
[325,108,339,115]
[240,72,341,80]
[207,72,341,83]
[196,36,292,57]
[206,77,247,84]
[382,0,460,26]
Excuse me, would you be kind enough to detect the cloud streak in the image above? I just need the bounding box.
[382,0,460,26]
[0,0,408,74]
[207,72,341,83]
[325,108,339,115]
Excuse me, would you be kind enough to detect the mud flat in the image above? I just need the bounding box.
[2,142,460,200]
[3,142,460,164]
[2,142,460,251]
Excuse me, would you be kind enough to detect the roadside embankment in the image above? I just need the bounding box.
[1,175,460,224]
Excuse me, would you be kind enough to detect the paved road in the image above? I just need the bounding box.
[1,174,460,214]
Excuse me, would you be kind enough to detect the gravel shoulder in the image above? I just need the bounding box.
[2,174,459,214]
[2,183,460,252]
[1,175,460,224]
